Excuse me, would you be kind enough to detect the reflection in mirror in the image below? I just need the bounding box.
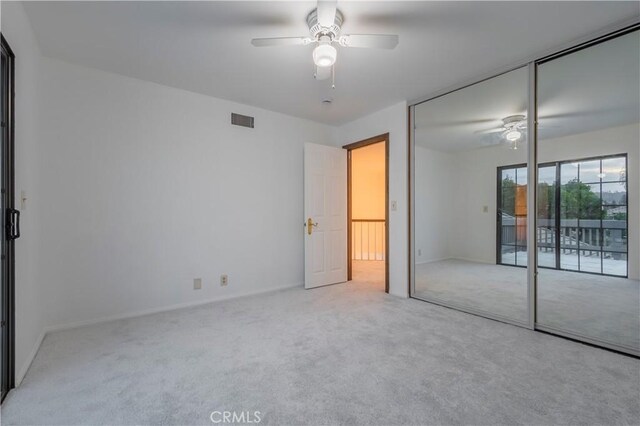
[537,30,639,353]
[413,66,529,325]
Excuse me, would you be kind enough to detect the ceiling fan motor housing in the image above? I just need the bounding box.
[503,114,526,129]
[307,8,344,41]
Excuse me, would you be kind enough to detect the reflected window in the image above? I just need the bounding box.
[500,154,628,276]
[498,165,528,266]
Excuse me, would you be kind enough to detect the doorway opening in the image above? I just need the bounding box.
[343,134,389,293]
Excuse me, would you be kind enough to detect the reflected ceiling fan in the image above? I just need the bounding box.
[475,114,527,149]
[251,0,399,84]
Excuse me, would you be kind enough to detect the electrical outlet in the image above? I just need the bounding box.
[193,278,202,290]
[418,249,422,256]
[483,205,489,213]
[220,274,228,286]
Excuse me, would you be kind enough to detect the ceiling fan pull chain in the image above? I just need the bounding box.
[332,64,336,89]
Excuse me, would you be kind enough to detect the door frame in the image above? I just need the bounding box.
[0,33,16,402]
[342,133,390,293]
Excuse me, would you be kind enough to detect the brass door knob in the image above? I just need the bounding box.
[307,218,318,235]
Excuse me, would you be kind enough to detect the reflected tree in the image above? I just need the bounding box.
[561,179,603,219]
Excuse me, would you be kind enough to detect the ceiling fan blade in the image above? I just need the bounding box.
[474,127,506,135]
[317,0,337,28]
[479,137,503,147]
[428,118,498,127]
[314,65,332,81]
[251,37,312,47]
[338,34,399,49]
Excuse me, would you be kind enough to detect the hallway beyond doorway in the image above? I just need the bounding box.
[352,260,385,291]
[344,134,389,292]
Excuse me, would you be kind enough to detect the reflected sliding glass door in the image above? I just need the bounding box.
[504,157,630,277]
[537,165,557,268]
[555,156,628,276]
[498,165,528,267]
[557,154,628,277]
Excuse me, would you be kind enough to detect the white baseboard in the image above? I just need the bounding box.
[15,282,302,385]
[389,289,409,299]
[46,282,302,333]
[454,257,494,265]
[416,257,494,265]
[415,257,451,265]
[16,329,46,386]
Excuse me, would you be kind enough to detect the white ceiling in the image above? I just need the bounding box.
[22,1,640,125]
[415,66,528,151]
[415,30,640,152]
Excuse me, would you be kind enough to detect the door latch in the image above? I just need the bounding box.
[306,218,318,235]
[6,208,20,240]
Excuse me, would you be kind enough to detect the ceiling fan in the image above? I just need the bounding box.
[251,0,399,83]
[475,114,527,149]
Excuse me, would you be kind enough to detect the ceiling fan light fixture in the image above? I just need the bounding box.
[251,1,399,81]
[505,130,522,142]
[313,43,337,67]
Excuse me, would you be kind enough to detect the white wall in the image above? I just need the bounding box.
[414,146,457,264]
[5,3,413,385]
[415,123,639,279]
[1,1,46,385]
[35,58,336,329]
[414,138,527,266]
[453,141,527,264]
[337,102,409,298]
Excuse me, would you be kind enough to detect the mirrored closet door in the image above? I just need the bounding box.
[412,66,530,326]
[410,26,639,356]
[536,29,639,354]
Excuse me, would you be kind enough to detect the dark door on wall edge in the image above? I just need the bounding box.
[1,33,17,403]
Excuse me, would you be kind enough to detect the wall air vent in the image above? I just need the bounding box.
[231,113,254,128]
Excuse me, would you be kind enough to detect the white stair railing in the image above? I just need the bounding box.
[352,219,386,261]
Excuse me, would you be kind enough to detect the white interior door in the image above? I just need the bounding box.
[304,143,347,289]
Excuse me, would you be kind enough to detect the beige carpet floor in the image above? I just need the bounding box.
[2,261,638,425]
[414,259,640,351]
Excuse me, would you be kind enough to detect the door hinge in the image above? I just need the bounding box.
[1,121,5,128]
[1,321,5,327]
